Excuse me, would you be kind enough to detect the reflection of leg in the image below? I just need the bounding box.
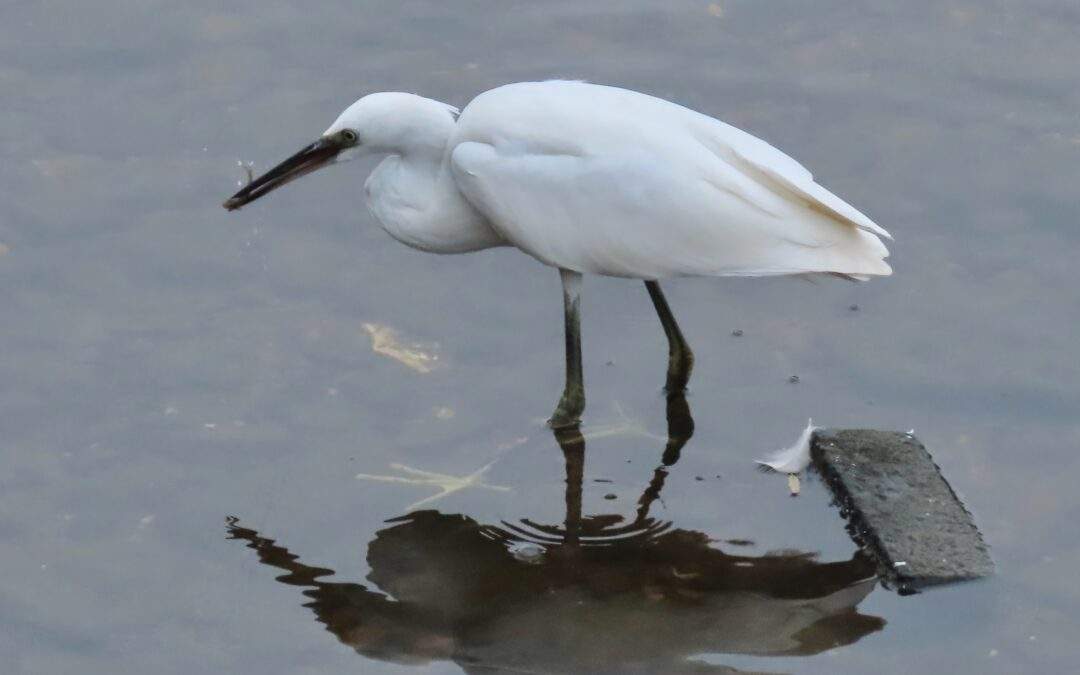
[644,280,694,393]
[662,389,695,467]
[636,389,695,522]
[550,269,585,428]
[553,427,585,546]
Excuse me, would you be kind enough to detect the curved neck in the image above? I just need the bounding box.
[365,149,503,254]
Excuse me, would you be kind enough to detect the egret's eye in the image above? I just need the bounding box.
[340,129,358,144]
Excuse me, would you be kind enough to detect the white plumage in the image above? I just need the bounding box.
[445,81,890,279]
[756,418,820,474]
[225,80,893,426]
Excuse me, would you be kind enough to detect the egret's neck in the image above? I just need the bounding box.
[363,101,502,253]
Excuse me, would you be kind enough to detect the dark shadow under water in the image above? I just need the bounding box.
[227,394,884,674]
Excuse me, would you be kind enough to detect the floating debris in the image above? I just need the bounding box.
[237,159,255,187]
[787,474,801,496]
[433,406,455,420]
[363,322,440,373]
[788,375,800,384]
[849,304,860,312]
[355,460,510,511]
[731,329,743,337]
[756,419,818,474]
[495,436,529,451]
[508,541,546,564]
[576,401,664,443]
[603,493,618,500]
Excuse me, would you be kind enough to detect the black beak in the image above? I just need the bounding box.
[223,137,342,211]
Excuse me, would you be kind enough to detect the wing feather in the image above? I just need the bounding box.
[731,146,893,241]
[449,81,892,279]
[693,118,893,241]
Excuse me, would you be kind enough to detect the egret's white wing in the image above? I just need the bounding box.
[449,81,891,280]
[716,134,892,241]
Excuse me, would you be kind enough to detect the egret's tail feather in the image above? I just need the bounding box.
[829,272,871,282]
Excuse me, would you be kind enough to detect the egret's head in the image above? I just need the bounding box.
[223,93,457,211]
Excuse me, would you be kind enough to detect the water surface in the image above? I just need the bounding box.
[2,1,1078,673]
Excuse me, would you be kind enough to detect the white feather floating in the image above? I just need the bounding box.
[756,418,819,474]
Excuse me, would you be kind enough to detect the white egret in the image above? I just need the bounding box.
[224,80,892,428]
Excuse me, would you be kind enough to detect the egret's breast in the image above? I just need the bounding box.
[365,154,505,254]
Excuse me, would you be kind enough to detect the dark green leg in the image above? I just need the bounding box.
[644,280,694,394]
[550,269,585,429]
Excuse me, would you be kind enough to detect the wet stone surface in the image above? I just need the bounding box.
[812,429,994,594]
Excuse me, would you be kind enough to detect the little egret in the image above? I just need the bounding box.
[224,80,892,428]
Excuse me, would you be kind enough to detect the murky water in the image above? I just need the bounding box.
[2,1,1078,673]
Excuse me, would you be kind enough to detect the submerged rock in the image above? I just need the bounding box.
[812,429,993,594]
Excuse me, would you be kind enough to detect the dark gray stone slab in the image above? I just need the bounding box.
[811,429,993,594]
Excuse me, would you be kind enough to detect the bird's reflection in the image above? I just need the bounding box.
[227,393,884,674]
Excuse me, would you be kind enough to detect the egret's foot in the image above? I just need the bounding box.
[663,349,695,394]
[549,388,585,429]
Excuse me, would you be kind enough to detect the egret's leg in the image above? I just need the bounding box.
[644,280,694,393]
[550,269,585,429]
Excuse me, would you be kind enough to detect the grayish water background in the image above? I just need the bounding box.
[2,1,1078,672]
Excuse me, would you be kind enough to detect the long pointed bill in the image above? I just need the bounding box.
[223,137,342,211]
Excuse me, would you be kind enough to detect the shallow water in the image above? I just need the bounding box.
[2,1,1078,673]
